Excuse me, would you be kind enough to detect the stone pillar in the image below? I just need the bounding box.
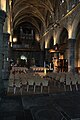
[68,39,75,73]
[0,10,6,95]
[39,51,44,66]
[2,33,10,80]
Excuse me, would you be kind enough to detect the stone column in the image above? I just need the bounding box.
[0,10,6,95]
[2,33,10,80]
[68,39,75,73]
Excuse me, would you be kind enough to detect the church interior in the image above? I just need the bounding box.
[0,0,80,120]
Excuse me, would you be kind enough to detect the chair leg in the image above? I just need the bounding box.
[70,84,72,91]
[20,87,22,95]
[64,84,66,91]
[58,82,61,88]
[7,87,10,92]
[75,84,78,91]
[48,86,50,93]
[27,85,29,92]
[14,87,16,94]
[41,85,43,93]
[64,81,66,91]
[34,85,36,93]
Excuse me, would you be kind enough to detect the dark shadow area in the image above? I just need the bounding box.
[0,92,80,120]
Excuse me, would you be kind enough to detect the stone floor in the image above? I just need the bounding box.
[0,91,80,120]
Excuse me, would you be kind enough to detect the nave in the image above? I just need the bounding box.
[0,0,80,120]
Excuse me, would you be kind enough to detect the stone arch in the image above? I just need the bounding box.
[59,28,68,44]
[56,27,68,43]
[71,11,80,39]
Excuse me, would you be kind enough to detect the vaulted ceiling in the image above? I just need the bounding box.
[12,0,56,33]
[12,0,68,46]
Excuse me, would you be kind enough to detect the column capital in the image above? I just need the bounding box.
[0,10,6,24]
[68,38,76,41]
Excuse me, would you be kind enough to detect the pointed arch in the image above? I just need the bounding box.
[71,11,80,39]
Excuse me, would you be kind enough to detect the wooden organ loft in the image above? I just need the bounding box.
[13,24,40,50]
[12,23,44,67]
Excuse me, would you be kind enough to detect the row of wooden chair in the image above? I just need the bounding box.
[8,80,49,95]
[8,69,49,94]
[45,72,80,91]
[8,67,80,94]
